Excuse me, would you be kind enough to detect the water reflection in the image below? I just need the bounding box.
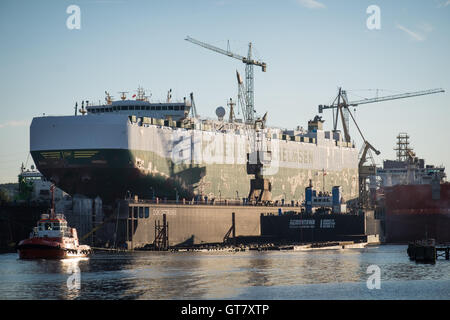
[1,245,450,299]
[1,256,89,299]
[245,252,273,287]
[122,252,209,299]
[60,258,87,299]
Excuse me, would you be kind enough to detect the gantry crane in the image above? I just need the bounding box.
[185,36,267,124]
[319,87,445,143]
[319,87,445,208]
[339,102,381,208]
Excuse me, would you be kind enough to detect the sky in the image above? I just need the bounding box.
[0,0,449,183]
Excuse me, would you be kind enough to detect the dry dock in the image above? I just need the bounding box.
[94,199,382,250]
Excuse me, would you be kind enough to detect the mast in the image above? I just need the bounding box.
[50,184,55,219]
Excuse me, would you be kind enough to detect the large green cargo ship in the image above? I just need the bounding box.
[30,89,359,204]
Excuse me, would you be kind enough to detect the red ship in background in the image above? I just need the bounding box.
[383,183,450,243]
[375,133,449,243]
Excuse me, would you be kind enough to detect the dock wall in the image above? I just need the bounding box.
[99,201,280,249]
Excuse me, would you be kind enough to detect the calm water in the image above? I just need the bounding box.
[0,245,449,300]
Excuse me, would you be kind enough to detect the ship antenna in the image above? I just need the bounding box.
[79,101,87,115]
[118,91,129,101]
[50,184,55,219]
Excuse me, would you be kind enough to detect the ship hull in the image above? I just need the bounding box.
[30,148,203,202]
[30,114,359,203]
[260,212,381,243]
[384,183,450,243]
[17,238,91,259]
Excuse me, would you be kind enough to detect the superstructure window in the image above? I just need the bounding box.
[174,106,180,111]
[144,207,149,218]
[156,106,161,111]
[129,106,135,110]
[139,207,143,218]
[133,207,138,218]
[151,106,156,110]
[100,108,105,112]
[162,106,167,110]
[168,106,174,110]
[122,106,129,110]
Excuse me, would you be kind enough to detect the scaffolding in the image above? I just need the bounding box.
[394,133,413,162]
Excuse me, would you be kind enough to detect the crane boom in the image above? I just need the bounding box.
[359,141,380,168]
[189,92,198,118]
[185,36,267,124]
[185,36,267,68]
[320,88,445,112]
[185,36,246,62]
[358,140,380,209]
[319,87,445,142]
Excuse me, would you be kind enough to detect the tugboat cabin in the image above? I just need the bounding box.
[32,213,73,238]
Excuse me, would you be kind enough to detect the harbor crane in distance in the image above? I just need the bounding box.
[185,36,267,124]
[359,140,380,208]
[320,87,445,208]
[338,101,381,208]
[319,87,445,143]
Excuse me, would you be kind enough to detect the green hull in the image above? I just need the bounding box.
[31,148,358,203]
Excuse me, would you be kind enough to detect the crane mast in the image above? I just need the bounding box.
[185,36,267,124]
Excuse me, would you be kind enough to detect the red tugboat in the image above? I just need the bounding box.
[17,186,92,259]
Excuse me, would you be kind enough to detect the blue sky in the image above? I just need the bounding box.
[0,0,449,183]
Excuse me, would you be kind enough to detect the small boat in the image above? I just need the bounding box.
[17,185,92,259]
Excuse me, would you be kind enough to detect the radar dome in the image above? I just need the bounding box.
[215,106,226,119]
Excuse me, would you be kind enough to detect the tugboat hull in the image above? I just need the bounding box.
[17,238,91,259]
